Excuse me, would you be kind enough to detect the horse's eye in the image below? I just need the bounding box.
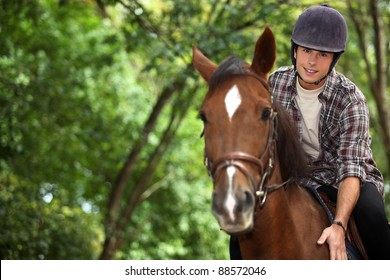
[261,108,272,121]
[198,111,207,123]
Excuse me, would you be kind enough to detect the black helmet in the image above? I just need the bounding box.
[291,4,348,71]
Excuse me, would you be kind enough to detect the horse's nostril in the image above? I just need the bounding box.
[243,191,254,212]
[232,191,254,214]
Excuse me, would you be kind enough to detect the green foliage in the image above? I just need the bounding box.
[1,0,389,260]
[0,0,135,259]
[122,109,229,260]
[0,165,103,259]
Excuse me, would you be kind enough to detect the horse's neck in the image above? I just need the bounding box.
[238,165,329,259]
[238,166,295,257]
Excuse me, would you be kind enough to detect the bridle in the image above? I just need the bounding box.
[203,73,290,207]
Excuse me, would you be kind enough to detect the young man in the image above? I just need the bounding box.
[268,4,390,259]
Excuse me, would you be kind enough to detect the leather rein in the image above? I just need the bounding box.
[203,73,290,207]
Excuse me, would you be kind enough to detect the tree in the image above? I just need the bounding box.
[0,0,123,259]
[346,0,390,175]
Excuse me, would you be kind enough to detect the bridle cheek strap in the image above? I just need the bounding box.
[204,109,283,207]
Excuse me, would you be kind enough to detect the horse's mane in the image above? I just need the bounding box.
[274,101,308,182]
[209,56,308,182]
[209,57,252,92]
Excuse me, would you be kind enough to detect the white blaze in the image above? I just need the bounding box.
[224,85,241,121]
[225,166,237,221]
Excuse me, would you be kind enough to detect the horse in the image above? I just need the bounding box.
[192,27,331,259]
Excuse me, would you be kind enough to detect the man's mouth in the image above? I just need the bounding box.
[304,67,317,74]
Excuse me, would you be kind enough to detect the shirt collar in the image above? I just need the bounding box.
[320,69,337,101]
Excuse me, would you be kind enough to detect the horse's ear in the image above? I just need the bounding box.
[251,26,276,76]
[192,46,217,82]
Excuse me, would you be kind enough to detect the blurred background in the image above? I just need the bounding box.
[0,0,389,260]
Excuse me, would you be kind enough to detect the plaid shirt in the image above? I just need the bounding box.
[269,66,384,197]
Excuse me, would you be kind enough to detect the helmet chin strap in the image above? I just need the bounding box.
[297,71,327,86]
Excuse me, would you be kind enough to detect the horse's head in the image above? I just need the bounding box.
[193,27,277,235]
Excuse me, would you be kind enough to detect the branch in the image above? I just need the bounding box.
[117,0,185,60]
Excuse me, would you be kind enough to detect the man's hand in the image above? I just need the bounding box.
[317,223,347,260]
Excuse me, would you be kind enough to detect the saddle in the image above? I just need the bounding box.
[310,187,368,260]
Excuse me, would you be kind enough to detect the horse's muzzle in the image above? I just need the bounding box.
[212,188,256,235]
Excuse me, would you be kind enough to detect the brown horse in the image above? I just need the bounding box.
[192,27,330,259]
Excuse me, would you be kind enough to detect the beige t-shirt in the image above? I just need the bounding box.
[295,78,326,159]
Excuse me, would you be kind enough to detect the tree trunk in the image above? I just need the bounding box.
[368,0,390,168]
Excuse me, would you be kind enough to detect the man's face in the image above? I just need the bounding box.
[294,46,334,90]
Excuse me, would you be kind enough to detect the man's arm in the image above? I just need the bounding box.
[317,177,360,260]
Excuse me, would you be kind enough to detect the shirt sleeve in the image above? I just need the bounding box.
[337,98,370,183]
